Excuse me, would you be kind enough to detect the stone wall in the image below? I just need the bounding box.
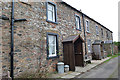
[114,45,118,54]
[84,16,113,55]
[1,2,11,77]
[1,1,113,78]
[0,1,2,79]
[2,1,86,77]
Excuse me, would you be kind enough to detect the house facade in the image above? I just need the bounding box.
[1,1,113,78]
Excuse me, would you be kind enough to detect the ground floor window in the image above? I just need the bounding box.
[47,33,59,59]
[87,39,92,53]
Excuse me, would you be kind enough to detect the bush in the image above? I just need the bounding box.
[107,54,112,57]
[114,41,120,52]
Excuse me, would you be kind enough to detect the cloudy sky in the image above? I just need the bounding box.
[63,0,119,41]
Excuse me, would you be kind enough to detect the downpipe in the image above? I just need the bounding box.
[82,14,87,56]
[10,0,27,79]
[10,0,14,79]
[82,13,87,66]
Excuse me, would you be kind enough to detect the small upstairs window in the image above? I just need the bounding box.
[101,28,104,38]
[108,32,110,39]
[109,32,111,39]
[46,2,57,23]
[96,25,99,35]
[106,31,109,39]
[75,15,81,30]
[86,20,90,32]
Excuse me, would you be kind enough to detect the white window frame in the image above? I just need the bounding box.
[76,16,81,30]
[48,35,57,57]
[47,3,55,22]
[86,20,90,32]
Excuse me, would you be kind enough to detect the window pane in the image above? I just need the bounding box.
[101,28,103,37]
[49,44,53,55]
[48,3,53,11]
[76,17,78,27]
[96,26,98,35]
[76,16,80,29]
[48,35,57,57]
[86,21,89,31]
[48,10,53,21]
[52,7,55,22]
[77,22,79,29]
[87,40,91,53]
[47,3,56,22]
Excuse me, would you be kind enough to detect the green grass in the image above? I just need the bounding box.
[107,54,112,57]
[104,53,120,63]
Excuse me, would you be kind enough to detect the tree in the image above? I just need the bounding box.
[114,41,120,51]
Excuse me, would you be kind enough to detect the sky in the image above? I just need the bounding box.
[63,0,119,41]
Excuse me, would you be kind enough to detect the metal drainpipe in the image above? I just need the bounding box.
[10,0,14,79]
[112,33,114,55]
[82,14,87,56]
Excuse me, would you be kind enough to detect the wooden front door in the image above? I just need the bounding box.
[74,38,84,66]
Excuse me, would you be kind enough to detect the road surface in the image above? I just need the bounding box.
[76,56,119,79]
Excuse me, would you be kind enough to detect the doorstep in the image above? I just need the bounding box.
[48,57,111,78]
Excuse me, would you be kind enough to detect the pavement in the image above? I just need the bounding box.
[48,57,111,78]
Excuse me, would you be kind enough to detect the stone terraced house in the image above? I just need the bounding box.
[0,0,113,78]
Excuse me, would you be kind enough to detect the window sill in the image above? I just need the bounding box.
[47,55,59,60]
[76,28,82,31]
[46,19,58,24]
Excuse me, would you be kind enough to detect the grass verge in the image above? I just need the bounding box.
[104,53,120,63]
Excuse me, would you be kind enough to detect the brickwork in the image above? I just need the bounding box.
[1,1,113,78]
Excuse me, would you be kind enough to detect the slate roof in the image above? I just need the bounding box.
[62,35,84,43]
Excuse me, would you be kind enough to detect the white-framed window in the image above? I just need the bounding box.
[106,31,109,39]
[96,25,99,35]
[111,33,112,39]
[47,2,56,22]
[86,20,90,32]
[109,32,111,39]
[48,35,57,57]
[101,28,104,37]
[108,32,110,39]
[75,16,81,30]
[87,39,91,53]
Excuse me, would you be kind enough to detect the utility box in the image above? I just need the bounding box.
[57,62,64,74]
